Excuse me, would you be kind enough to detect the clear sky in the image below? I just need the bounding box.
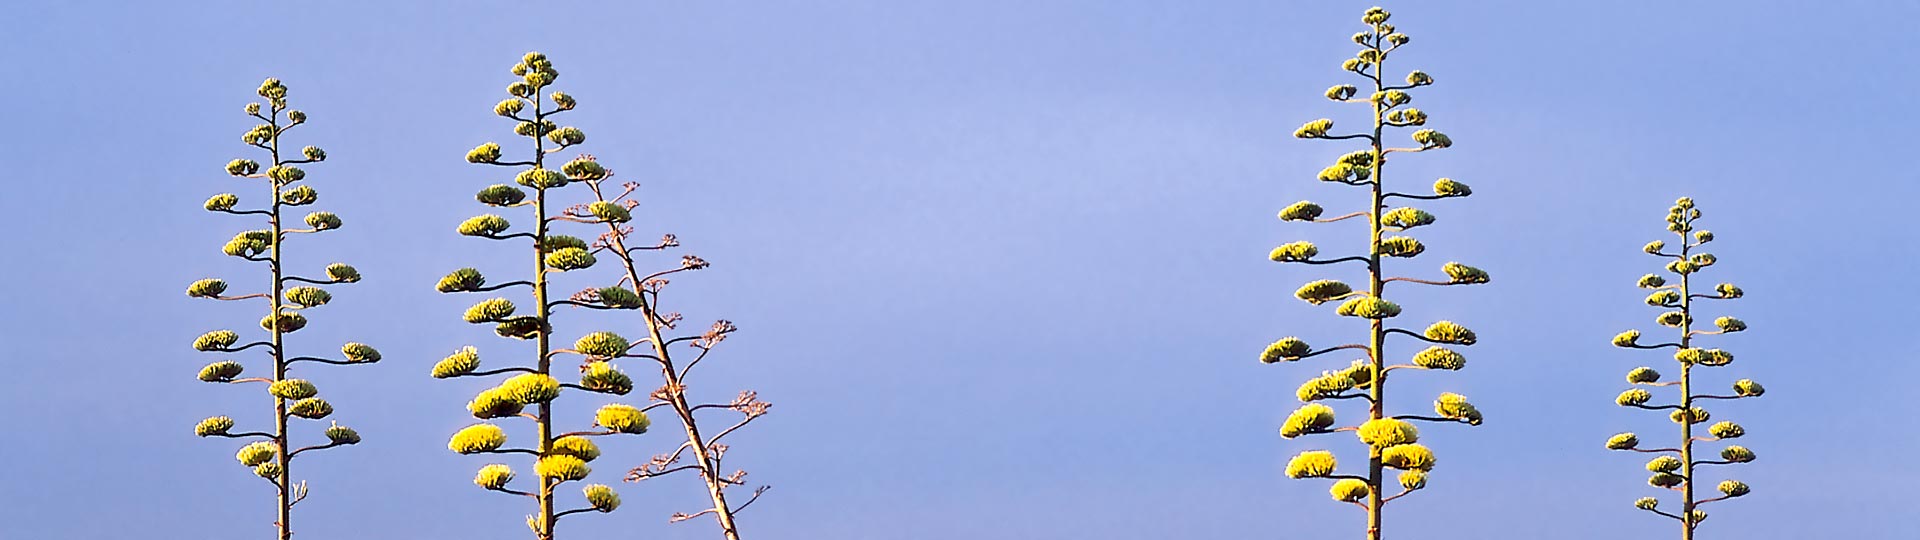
[2,1,1911,539]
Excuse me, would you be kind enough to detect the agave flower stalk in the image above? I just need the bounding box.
[558,166,771,539]
[434,52,660,540]
[1266,7,1487,539]
[188,78,373,540]
[1606,198,1760,537]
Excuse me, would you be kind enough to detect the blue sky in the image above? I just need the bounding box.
[2,1,1911,538]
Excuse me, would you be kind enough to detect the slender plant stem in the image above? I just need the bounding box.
[267,101,293,540]
[608,231,744,539]
[1365,27,1387,540]
[531,93,558,540]
[1678,223,1696,540]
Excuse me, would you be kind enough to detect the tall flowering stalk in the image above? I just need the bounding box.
[574,155,772,540]
[188,78,374,540]
[433,52,658,540]
[1264,7,1487,539]
[1606,197,1760,537]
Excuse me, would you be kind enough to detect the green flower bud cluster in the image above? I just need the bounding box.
[279,185,317,206]
[1648,472,1684,488]
[1357,418,1419,448]
[325,423,361,445]
[1406,70,1432,86]
[1664,259,1696,275]
[1385,108,1426,126]
[1422,321,1476,344]
[1295,118,1334,138]
[1643,240,1666,254]
[583,484,620,512]
[562,157,608,180]
[437,268,487,293]
[1669,407,1710,424]
[205,193,239,212]
[341,342,381,363]
[237,441,277,467]
[300,146,326,161]
[1260,337,1311,364]
[580,361,634,395]
[467,142,504,164]
[476,184,527,206]
[548,126,586,146]
[1655,311,1687,327]
[1718,480,1750,498]
[304,211,342,230]
[544,235,589,251]
[1296,371,1356,401]
[1285,450,1338,478]
[187,278,228,298]
[493,316,547,340]
[1708,421,1744,439]
[1411,346,1464,370]
[1616,388,1652,407]
[552,92,577,110]
[1637,274,1667,288]
[465,298,517,323]
[287,110,308,124]
[1716,283,1743,298]
[269,379,318,400]
[196,416,235,437]
[227,158,261,176]
[1381,207,1435,229]
[194,329,240,351]
[550,436,601,462]
[545,247,597,270]
[1294,279,1354,305]
[588,201,631,223]
[1335,296,1401,319]
[1645,455,1681,472]
[267,165,307,184]
[449,423,508,454]
[596,286,642,309]
[535,455,591,482]
[199,361,244,382]
[326,263,361,283]
[1442,262,1489,284]
[1378,236,1424,257]
[1373,90,1410,108]
[260,311,308,333]
[1715,316,1746,332]
[1411,129,1452,149]
[1318,163,1372,184]
[1720,446,1755,463]
[224,230,272,258]
[515,168,568,189]
[495,99,526,117]
[1330,478,1371,502]
[1381,443,1435,471]
[432,347,482,378]
[574,331,630,358]
[1433,393,1481,424]
[1644,290,1680,307]
[1269,241,1319,262]
[1732,379,1765,397]
[515,119,558,138]
[285,286,331,308]
[595,403,651,434]
[1325,84,1358,100]
[289,398,334,419]
[1280,403,1337,438]
[476,464,515,489]
[1673,347,1733,366]
[1605,432,1639,450]
[497,373,561,404]
[1431,178,1471,197]
[1626,367,1661,384]
[1634,497,1659,510]
[458,214,511,236]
